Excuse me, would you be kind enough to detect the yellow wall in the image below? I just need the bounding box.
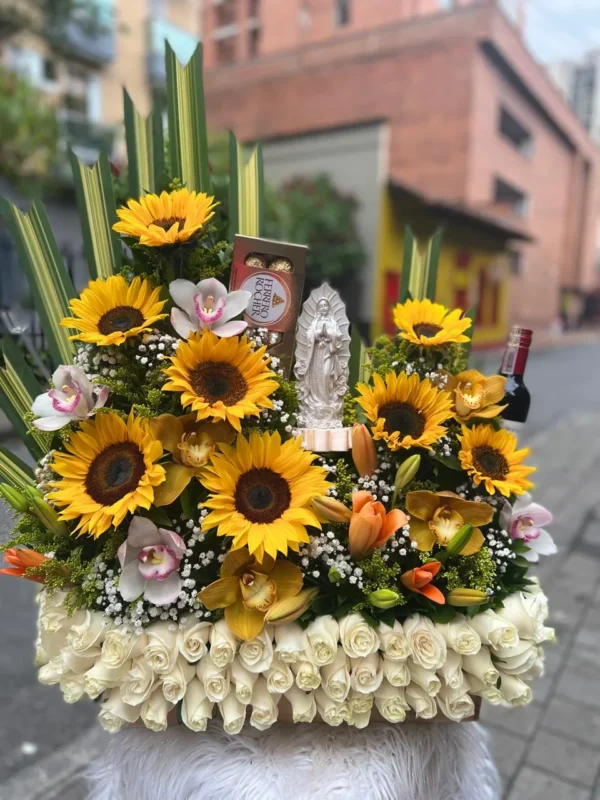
[373,190,510,348]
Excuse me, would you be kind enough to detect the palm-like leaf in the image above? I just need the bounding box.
[123,90,165,199]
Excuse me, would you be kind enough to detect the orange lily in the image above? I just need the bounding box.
[151,413,235,506]
[198,547,304,641]
[446,369,507,422]
[0,548,48,583]
[351,423,378,477]
[401,561,445,604]
[405,490,494,555]
[349,490,408,561]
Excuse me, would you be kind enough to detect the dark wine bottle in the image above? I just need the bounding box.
[499,326,532,431]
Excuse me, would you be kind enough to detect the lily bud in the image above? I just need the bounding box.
[0,484,30,513]
[394,455,421,492]
[27,493,70,537]
[351,423,377,477]
[263,588,319,625]
[442,524,474,560]
[447,588,488,607]
[368,589,401,609]
[23,486,44,501]
[312,496,352,523]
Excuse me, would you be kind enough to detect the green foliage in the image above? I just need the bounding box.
[441,547,497,594]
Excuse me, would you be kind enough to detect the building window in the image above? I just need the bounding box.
[334,0,350,27]
[249,27,260,59]
[508,249,524,276]
[493,177,528,217]
[43,58,58,83]
[215,0,236,28]
[216,37,237,65]
[498,107,533,157]
[249,0,260,17]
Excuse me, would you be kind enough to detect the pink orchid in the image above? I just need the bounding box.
[31,365,109,431]
[500,493,556,563]
[169,277,251,339]
[117,517,186,606]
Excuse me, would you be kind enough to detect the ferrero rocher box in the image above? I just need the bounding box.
[230,235,307,376]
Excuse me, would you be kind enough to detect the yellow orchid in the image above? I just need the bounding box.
[198,548,305,640]
[405,490,494,555]
[447,369,507,422]
[150,413,235,507]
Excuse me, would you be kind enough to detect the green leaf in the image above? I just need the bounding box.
[424,228,444,300]
[0,443,35,489]
[124,90,165,198]
[399,227,445,302]
[228,132,265,239]
[348,326,369,393]
[0,339,46,458]
[166,42,211,193]
[466,604,481,617]
[512,540,531,554]
[399,226,417,303]
[432,606,457,624]
[462,305,477,361]
[70,151,121,280]
[512,555,530,570]
[430,451,462,471]
[0,198,76,367]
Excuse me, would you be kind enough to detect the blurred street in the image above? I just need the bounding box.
[0,338,599,799]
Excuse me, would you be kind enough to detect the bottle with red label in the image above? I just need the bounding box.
[499,326,533,431]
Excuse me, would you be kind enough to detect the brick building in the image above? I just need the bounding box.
[203,0,599,342]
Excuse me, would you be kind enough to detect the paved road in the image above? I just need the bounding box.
[1,340,599,797]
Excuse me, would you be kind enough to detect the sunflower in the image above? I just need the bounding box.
[393,298,471,348]
[162,330,279,431]
[201,431,331,562]
[47,411,165,538]
[356,372,454,451]
[61,275,167,347]
[458,424,535,497]
[113,188,218,247]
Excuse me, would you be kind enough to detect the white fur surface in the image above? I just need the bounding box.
[87,721,500,800]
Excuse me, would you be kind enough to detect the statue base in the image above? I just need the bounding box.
[296,427,353,452]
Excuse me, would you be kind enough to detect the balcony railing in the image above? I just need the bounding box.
[147,19,200,86]
[47,0,115,65]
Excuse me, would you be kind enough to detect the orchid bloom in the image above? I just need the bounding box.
[0,547,48,583]
[500,493,556,563]
[169,277,251,339]
[405,490,494,555]
[400,561,445,604]
[446,369,507,422]
[31,365,108,431]
[349,491,408,561]
[117,517,186,605]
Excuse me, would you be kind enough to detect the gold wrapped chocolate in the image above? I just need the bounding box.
[270,257,293,273]
[245,253,268,269]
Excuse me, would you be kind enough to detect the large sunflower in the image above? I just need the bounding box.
[162,330,279,431]
[61,275,167,347]
[47,411,165,538]
[113,188,218,247]
[393,298,471,348]
[201,431,331,562]
[356,372,454,451]
[458,424,535,497]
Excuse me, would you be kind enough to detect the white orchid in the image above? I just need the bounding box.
[169,277,251,339]
[31,366,109,431]
[500,493,556,563]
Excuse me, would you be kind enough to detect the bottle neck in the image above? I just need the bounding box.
[500,343,529,377]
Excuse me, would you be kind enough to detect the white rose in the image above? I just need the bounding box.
[67,610,109,656]
[250,676,280,731]
[436,684,475,722]
[493,640,539,676]
[38,589,69,629]
[231,658,258,704]
[524,652,545,680]
[462,649,499,686]
[141,687,172,731]
[220,691,246,734]
[101,629,146,668]
[403,615,446,670]
[315,689,351,726]
[292,660,321,691]
[437,649,464,690]
[84,660,132,700]
[285,686,316,723]
[265,655,294,694]
[178,618,211,663]
[210,619,237,668]
[436,614,481,655]
[144,622,179,675]
[374,679,410,723]
[352,709,372,729]
[306,616,339,666]
[348,689,374,715]
[339,614,380,658]
[274,623,308,664]
[39,627,69,660]
[377,621,410,661]
[321,648,351,702]
[497,593,555,644]
[99,688,141,733]
[197,657,230,702]
[407,658,441,696]
[498,672,532,706]
[238,628,273,673]
[60,674,86,703]
[350,653,383,695]
[121,656,155,706]
[38,656,66,685]
[467,675,503,704]
[382,657,410,688]
[469,609,519,649]
[182,678,214,732]
[61,647,97,675]
[161,656,195,703]
[405,683,438,719]
[34,639,49,667]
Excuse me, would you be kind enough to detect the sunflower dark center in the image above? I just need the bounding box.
[189,362,248,406]
[152,216,186,231]
[472,445,509,480]
[380,401,426,439]
[413,323,443,339]
[85,442,146,505]
[234,467,292,524]
[98,306,145,335]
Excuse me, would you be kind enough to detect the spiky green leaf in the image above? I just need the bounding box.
[424,227,444,300]
[0,444,34,489]
[462,304,477,361]
[124,90,165,198]
[399,227,418,303]
[0,339,47,458]
[229,135,265,239]
[348,326,369,392]
[399,227,445,302]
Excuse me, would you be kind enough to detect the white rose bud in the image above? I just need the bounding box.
[265,655,294,694]
[350,653,384,695]
[231,658,258,704]
[141,687,172,731]
[348,689,374,715]
[321,648,351,702]
[405,683,438,719]
[38,590,70,632]
[377,621,410,661]
[285,686,316,723]
[161,656,195,703]
[339,614,380,659]
[468,675,503,704]
[436,683,475,722]
[101,628,146,668]
[61,647,97,675]
[274,623,308,664]
[469,609,519,650]
[144,622,179,675]
[178,618,211,663]
[67,610,109,656]
[209,619,237,668]
[238,628,274,673]
[374,679,410,723]
[34,641,49,667]
[462,649,500,686]
[352,709,372,729]
[121,656,156,706]
[38,656,65,685]
[306,616,339,666]
[182,678,214,732]
[315,689,351,726]
[99,688,140,733]
[403,615,446,671]
[436,648,464,690]
[84,660,132,700]
[498,672,532,706]
[220,691,246,735]
[497,593,555,644]
[407,658,441,696]
[493,640,539,676]
[197,657,230,702]
[436,614,481,655]
[382,657,410,688]
[60,674,86,703]
[250,676,280,731]
[292,660,321,691]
